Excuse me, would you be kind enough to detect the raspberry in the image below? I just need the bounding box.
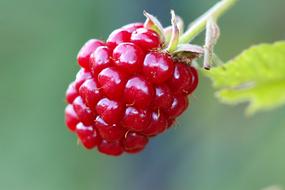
[65,18,199,156]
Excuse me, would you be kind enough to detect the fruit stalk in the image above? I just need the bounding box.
[179,0,237,43]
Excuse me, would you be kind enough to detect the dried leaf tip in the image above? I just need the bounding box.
[143,11,165,44]
[166,10,180,52]
[203,18,221,70]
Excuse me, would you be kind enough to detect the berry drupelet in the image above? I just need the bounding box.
[65,12,202,156]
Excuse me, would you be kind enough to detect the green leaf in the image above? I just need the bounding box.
[205,41,285,115]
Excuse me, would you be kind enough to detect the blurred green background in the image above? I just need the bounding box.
[1,0,285,190]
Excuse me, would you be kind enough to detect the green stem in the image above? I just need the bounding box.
[179,0,237,44]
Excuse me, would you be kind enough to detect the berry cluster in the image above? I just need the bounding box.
[65,22,198,156]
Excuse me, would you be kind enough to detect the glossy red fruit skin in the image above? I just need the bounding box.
[106,29,131,50]
[166,95,189,118]
[153,85,173,110]
[122,23,144,32]
[66,23,200,156]
[79,78,102,112]
[98,67,127,100]
[89,46,112,76]
[66,82,78,104]
[98,140,124,156]
[72,96,94,126]
[122,132,148,153]
[169,63,194,95]
[95,116,126,141]
[96,98,125,124]
[75,69,92,90]
[77,39,104,70]
[76,122,101,149]
[169,64,199,95]
[65,104,79,132]
[122,107,151,131]
[131,28,160,50]
[143,52,174,85]
[167,118,175,129]
[143,110,168,136]
[113,42,144,74]
[124,76,154,108]
[187,66,199,94]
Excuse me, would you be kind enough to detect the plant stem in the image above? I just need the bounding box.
[179,0,237,44]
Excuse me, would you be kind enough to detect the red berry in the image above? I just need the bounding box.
[131,28,160,50]
[65,21,200,156]
[66,82,78,104]
[77,39,104,69]
[113,42,144,74]
[73,96,94,126]
[98,67,127,100]
[75,69,92,90]
[76,122,101,149]
[65,104,79,132]
[96,98,125,124]
[95,116,125,141]
[169,63,189,94]
[169,63,188,92]
[143,52,174,84]
[122,107,151,131]
[122,132,148,153]
[143,110,167,136]
[89,46,112,76]
[169,63,196,95]
[153,85,173,110]
[166,95,189,118]
[124,76,154,108]
[98,140,124,156]
[107,29,131,50]
[122,23,144,32]
[79,78,102,112]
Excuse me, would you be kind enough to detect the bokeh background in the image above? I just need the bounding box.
[1,0,285,190]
